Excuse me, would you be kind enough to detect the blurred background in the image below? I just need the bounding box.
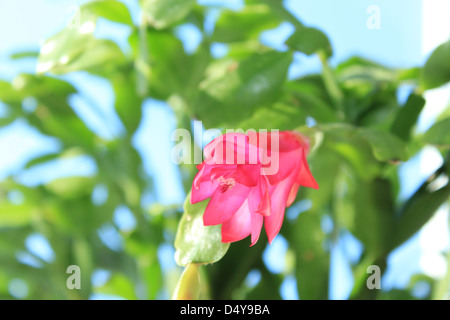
[0,0,449,300]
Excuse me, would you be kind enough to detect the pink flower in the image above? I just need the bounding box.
[191,131,319,246]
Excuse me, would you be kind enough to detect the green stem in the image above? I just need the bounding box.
[318,50,345,119]
[172,263,201,300]
[136,20,150,97]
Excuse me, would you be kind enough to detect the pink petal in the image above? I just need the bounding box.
[221,182,264,245]
[204,133,248,165]
[193,164,212,189]
[210,165,237,180]
[191,179,218,204]
[296,148,319,190]
[203,182,251,226]
[235,164,260,187]
[221,200,252,243]
[286,183,300,207]
[250,211,263,246]
[256,176,271,216]
[264,149,302,185]
[264,174,297,244]
[191,164,217,204]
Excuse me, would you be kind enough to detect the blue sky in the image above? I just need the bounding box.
[0,0,448,300]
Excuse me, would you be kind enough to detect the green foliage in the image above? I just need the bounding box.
[193,51,292,128]
[212,4,281,43]
[83,0,133,25]
[141,0,195,29]
[423,118,450,148]
[422,40,450,89]
[391,94,426,142]
[37,8,125,75]
[0,0,449,301]
[285,26,333,57]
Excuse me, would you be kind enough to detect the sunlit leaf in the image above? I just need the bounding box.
[83,0,133,25]
[141,0,195,29]
[37,13,124,75]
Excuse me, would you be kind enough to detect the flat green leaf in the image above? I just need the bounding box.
[9,51,39,60]
[24,148,84,169]
[44,176,95,199]
[212,4,281,43]
[391,93,425,141]
[285,26,332,57]
[308,123,380,180]
[337,177,395,255]
[12,74,76,98]
[28,112,97,149]
[12,74,76,115]
[174,193,230,267]
[423,118,450,148]
[359,128,409,162]
[286,77,337,123]
[397,67,421,82]
[422,40,450,89]
[111,72,143,133]
[0,203,34,227]
[238,102,306,131]
[392,184,450,250]
[193,50,292,128]
[0,80,23,103]
[7,75,96,149]
[141,0,195,29]
[128,30,210,101]
[336,56,397,83]
[83,0,133,25]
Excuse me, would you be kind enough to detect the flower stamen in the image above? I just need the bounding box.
[217,176,236,193]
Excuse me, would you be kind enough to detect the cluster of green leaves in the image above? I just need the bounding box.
[0,0,449,300]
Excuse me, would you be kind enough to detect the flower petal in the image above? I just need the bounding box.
[296,148,319,190]
[203,182,251,226]
[235,164,260,187]
[264,149,301,185]
[250,211,263,246]
[286,183,300,207]
[221,200,252,243]
[264,174,297,244]
[256,176,271,216]
[191,179,219,204]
